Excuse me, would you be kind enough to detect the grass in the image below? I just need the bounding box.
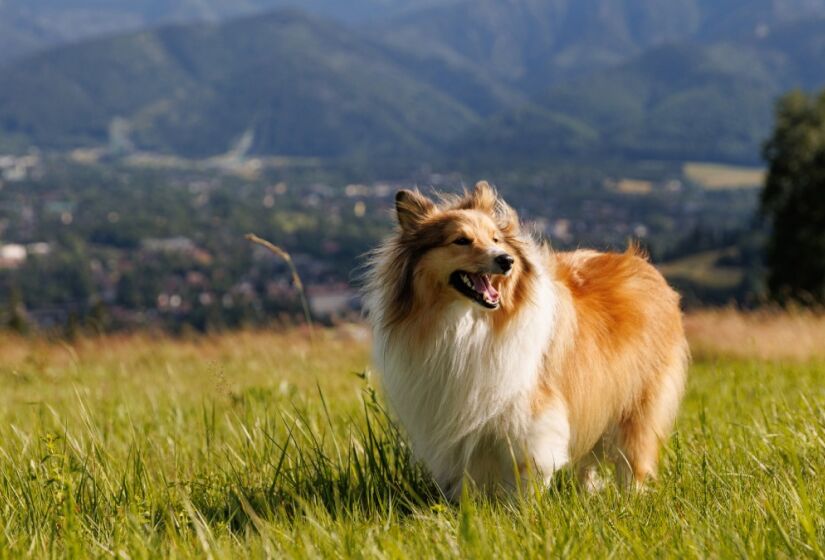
[613,179,653,195]
[683,162,765,190]
[686,307,825,362]
[658,249,744,290]
[1,318,824,558]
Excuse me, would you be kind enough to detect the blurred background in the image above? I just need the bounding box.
[0,0,824,334]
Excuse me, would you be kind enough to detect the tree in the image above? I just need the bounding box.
[761,89,825,304]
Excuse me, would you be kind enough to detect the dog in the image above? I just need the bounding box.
[363,181,688,499]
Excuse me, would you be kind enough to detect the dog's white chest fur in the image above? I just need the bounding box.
[371,273,557,492]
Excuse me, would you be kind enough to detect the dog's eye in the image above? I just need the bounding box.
[493,237,500,243]
[453,237,472,246]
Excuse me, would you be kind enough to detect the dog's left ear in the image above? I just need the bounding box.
[496,199,520,236]
[465,181,497,213]
[465,181,519,235]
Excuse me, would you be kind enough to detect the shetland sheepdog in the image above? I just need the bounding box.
[364,182,688,499]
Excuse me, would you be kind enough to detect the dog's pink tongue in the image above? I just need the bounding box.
[471,273,500,302]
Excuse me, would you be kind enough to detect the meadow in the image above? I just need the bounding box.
[1,311,824,558]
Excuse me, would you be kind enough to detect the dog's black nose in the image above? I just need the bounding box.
[495,253,514,273]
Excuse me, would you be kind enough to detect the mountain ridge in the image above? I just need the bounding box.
[2,5,825,163]
[0,10,494,159]
[453,18,825,164]
[0,0,440,66]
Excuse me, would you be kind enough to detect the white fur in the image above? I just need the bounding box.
[367,244,565,497]
[521,400,570,483]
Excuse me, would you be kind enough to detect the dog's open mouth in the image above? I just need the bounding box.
[449,271,500,309]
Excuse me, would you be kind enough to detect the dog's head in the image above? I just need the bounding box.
[377,181,532,324]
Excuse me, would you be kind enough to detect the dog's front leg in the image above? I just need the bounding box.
[518,400,571,490]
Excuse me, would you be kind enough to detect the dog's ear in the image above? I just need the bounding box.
[464,181,497,213]
[496,198,520,236]
[395,189,435,233]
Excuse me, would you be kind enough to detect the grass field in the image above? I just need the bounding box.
[1,313,825,558]
[657,249,744,291]
[683,162,765,190]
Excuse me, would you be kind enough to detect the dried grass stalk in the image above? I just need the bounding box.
[246,233,314,340]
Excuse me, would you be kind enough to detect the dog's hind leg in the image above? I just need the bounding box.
[614,352,687,489]
[575,437,610,492]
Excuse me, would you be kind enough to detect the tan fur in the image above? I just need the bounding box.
[546,247,689,484]
[365,182,688,493]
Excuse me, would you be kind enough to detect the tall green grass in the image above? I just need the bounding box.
[0,331,824,557]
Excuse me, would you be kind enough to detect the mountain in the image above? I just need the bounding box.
[2,3,825,163]
[381,0,825,93]
[382,0,701,92]
[0,0,437,66]
[0,11,500,159]
[454,19,825,164]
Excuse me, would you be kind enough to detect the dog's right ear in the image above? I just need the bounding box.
[395,190,435,233]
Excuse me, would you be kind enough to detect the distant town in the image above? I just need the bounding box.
[0,153,764,333]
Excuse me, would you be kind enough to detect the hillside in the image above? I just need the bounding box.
[381,0,825,93]
[456,20,825,164]
[2,4,825,162]
[0,11,491,159]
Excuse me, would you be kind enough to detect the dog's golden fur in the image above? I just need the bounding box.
[365,182,688,496]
